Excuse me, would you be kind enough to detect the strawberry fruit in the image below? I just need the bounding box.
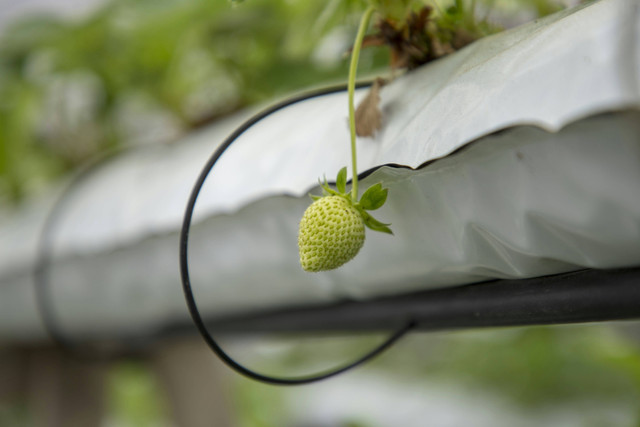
[298,167,392,272]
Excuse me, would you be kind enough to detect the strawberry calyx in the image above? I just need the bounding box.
[310,166,393,235]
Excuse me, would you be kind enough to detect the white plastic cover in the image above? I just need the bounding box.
[0,0,638,341]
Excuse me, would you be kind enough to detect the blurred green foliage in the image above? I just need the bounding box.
[227,325,640,425]
[0,0,371,203]
[106,360,169,427]
[0,0,568,204]
[421,326,640,407]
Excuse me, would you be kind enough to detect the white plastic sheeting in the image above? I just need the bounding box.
[0,0,639,341]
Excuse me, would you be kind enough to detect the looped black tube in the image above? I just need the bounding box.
[34,148,131,361]
[179,82,415,385]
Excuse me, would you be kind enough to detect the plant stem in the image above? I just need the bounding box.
[348,5,374,204]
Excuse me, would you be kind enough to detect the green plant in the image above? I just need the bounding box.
[297,4,392,272]
[297,0,497,271]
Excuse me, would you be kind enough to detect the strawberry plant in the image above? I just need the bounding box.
[297,0,507,271]
[298,5,391,272]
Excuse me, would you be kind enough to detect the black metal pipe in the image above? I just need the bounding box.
[205,268,640,333]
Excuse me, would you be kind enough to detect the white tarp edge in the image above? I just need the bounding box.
[0,0,638,341]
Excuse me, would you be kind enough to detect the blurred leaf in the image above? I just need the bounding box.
[355,77,383,137]
[0,0,565,203]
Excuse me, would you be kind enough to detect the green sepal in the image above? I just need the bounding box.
[360,209,393,234]
[309,193,322,201]
[319,177,340,197]
[336,167,347,194]
[359,183,388,211]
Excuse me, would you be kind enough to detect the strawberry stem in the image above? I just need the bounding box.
[348,5,375,204]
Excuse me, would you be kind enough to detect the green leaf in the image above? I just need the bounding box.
[336,166,347,194]
[359,183,388,210]
[361,210,393,234]
[319,177,339,196]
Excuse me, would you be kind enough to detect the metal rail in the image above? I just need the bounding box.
[203,268,640,334]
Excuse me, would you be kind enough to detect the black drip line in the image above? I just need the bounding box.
[34,148,131,361]
[179,82,416,385]
[32,81,415,378]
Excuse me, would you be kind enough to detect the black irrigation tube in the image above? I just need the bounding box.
[34,81,417,380]
[33,147,141,360]
[179,81,419,385]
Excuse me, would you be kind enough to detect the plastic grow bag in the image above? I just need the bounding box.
[0,0,638,342]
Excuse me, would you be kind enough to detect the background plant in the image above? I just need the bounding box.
[0,0,571,203]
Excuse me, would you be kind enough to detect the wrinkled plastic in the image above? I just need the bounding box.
[0,0,638,340]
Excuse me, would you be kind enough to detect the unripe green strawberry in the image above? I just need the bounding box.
[298,167,392,272]
[298,195,365,272]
